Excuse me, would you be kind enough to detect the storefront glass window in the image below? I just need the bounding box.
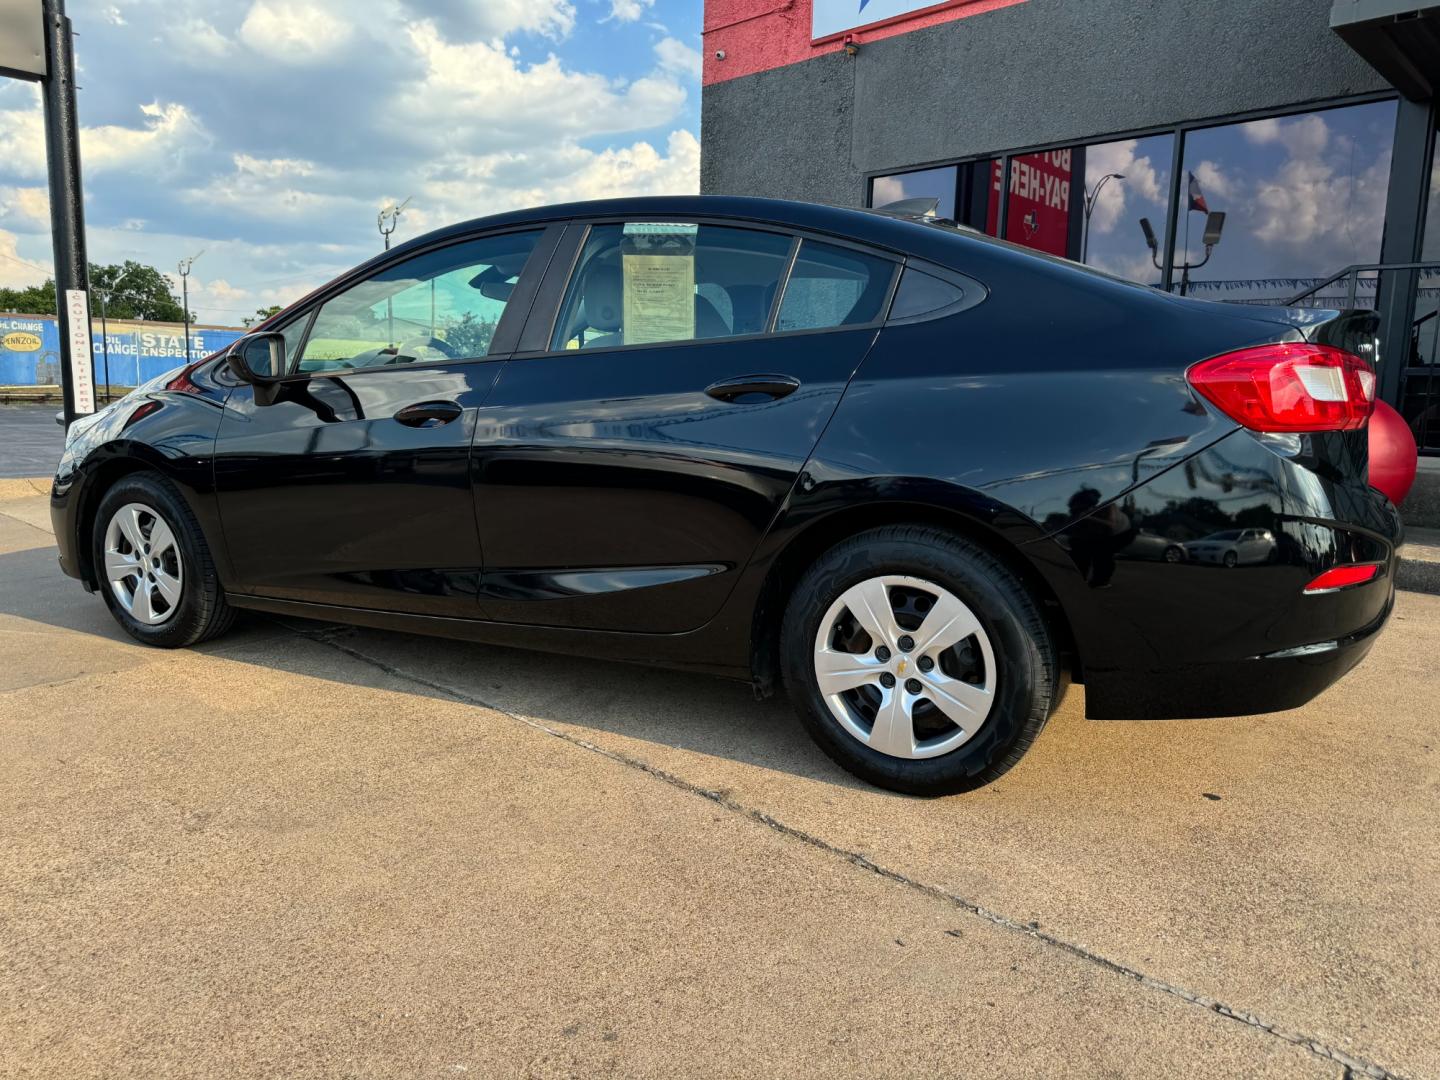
[1170,100,1397,302]
[1080,134,1173,286]
[870,166,957,220]
[998,150,1080,260]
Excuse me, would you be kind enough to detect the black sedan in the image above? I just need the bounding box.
[51,196,1401,795]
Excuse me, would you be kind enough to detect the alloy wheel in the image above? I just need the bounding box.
[104,502,184,626]
[812,574,996,760]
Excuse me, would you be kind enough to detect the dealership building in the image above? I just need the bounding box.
[700,0,1440,457]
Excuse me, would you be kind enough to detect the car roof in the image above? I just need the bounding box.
[391,196,944,259]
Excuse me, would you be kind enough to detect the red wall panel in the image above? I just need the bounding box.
[703,0,1030,86]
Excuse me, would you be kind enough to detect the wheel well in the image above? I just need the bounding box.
[74,459,154,587]
[749,502,1079,698]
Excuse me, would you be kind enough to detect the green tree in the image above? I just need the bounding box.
[0,260,190,322]
[0,280,56,314]
[243,304,284,328]
[91,261,189,321]
[442,311,499,358]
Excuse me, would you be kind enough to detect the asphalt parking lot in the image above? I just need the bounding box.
[0,404,62,479]
[1,489,1437,1079]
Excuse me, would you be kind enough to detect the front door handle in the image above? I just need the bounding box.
[704,374,802,403]
[395,400,464,428]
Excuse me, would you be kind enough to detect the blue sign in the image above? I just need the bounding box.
[0,312,245,389]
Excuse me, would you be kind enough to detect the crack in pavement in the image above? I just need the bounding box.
[279,620,1404,1080]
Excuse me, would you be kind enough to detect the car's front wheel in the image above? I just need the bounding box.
[781,526,1058,796]
[92,472,236,648]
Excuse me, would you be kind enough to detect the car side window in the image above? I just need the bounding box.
[296,230,543,374]
[888,266,967,321]
[551,223,792,351]
[775,241,896,333]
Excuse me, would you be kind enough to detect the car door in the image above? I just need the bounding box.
[212,225,557,615]
[471,220,899,632]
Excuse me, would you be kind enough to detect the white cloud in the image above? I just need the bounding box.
[1084,139,1165,237]
[102,5,126,25]
[0,97,207,180]
[0,186,50,233]
[415,129,700,223]
[239,0,356,63]
[608,0,655,22]
[1243,113,1329,158]
[387,24,687,154]
[0,229,49,289]
[655,36,702,79]
[455,0,576,38]
[164,18,232,63]
[1191,160,1233,200]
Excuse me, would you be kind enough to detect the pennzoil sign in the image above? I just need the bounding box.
[2,330,41,352]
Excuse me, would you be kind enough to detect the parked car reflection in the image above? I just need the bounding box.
[1184,528,1277,567]
[1124,528,1187,564]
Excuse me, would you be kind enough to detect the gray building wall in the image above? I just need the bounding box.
[700,0,1390,205]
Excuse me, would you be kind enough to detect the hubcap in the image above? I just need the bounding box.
[104,503,183,626]
[812,575,996,760]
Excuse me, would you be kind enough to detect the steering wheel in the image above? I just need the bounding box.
[389,336,461,363]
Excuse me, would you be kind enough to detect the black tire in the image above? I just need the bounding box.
[780,525,1057,796]
[1163,545,1184,564]
[1223,550,1238,568]
[92,472,236,648]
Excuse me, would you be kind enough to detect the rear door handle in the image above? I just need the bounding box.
[704,374,802,403]
[395,400,464,428]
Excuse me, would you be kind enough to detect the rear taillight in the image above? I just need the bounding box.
[1303,564,1380,594]
[1187,343,1376,432]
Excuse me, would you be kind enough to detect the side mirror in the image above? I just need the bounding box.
[225,331,288,385]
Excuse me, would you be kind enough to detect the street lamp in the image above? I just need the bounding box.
[1081,172,1125,264]
[1139,212,1227,296]
[96,263,135,404]
[177,251,202,362]
[377,196,411,250]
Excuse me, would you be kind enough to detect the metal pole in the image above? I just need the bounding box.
[41,0,91,426]
[99,288,110,403]
[182,272,190,362]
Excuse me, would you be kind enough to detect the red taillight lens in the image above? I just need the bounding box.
[1187,343,1376,432]
[1303,564,1380,594]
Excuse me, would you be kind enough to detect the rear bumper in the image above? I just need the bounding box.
[1025,429,1402,720]
[1080,585,1393,719]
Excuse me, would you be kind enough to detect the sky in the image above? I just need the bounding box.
[1081,100,1398,297]
[0,0,702,325]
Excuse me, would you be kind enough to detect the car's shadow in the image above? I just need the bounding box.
[0,542,890,793]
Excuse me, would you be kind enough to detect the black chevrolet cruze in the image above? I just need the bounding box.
[52,196,1401,794]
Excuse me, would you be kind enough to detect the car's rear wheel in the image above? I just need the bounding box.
[93,473,236,648]
[780,525,1057,795]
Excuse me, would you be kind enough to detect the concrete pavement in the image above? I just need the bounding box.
[1,491,1436,1078]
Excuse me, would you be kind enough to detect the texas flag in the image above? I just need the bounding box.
[1187,172,1209,214]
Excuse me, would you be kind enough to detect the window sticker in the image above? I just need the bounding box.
[621,224,698,345]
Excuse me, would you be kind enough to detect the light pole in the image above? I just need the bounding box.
[1139,212,1226,295]
[96,264,133,403]
[1081,172,1125,264]
[377,196,411,250]
[177,251,201,362]
[377,198,410,348]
